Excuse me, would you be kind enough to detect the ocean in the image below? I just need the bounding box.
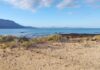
[0,28,100,37]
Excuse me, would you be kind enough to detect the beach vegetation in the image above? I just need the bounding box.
[0,34,62,49]
[0,34,100,49]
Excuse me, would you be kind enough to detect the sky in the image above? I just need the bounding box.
[0,0,100,28]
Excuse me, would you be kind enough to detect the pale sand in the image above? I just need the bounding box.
[0,41,100,70]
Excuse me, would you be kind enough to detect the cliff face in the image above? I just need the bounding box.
[0,19,25,28]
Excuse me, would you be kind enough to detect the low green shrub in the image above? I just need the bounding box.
[0,35,17,42]
[31,34,62,43]
[18,37,29,42]
[0,34,62,49]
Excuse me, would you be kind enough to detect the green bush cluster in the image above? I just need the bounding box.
[31,34,62,43]
[0,34,62,49]
[1,34,100,49]
[0,35,18,42]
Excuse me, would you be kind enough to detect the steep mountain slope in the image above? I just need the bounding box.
[0,19,25,28]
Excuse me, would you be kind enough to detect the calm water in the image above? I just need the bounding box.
[0,28,100,37]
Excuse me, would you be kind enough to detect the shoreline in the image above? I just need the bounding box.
[1,33,100,38]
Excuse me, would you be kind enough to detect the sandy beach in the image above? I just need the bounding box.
[1,0,100,69]
[0,34,100,70]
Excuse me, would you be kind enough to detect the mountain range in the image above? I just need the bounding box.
[0,19,34,29]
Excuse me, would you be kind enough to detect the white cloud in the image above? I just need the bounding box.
[86,0,100,7]
[2,0,52,12]
[86,0,97,4]
[57,0,100,9]
[4,0,34,9]
[1,0,100,12]
[40,0,52,7]
[57,0,79,9]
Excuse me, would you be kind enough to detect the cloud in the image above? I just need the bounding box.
[86,0,100,7]
[40,0,52,7]
[2,0,52,12]
[57,0,100,9]
[86,0,98,4]
[57,0,80,9]
[3,0,35,12]
[1,0,100,12]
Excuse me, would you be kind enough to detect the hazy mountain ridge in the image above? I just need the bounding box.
[0,19,34,29]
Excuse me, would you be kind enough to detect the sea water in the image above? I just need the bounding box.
[0,28,100,37]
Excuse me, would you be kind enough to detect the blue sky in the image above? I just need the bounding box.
[0,0,100,28]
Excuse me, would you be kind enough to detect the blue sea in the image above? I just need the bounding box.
[0,28,100,37]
